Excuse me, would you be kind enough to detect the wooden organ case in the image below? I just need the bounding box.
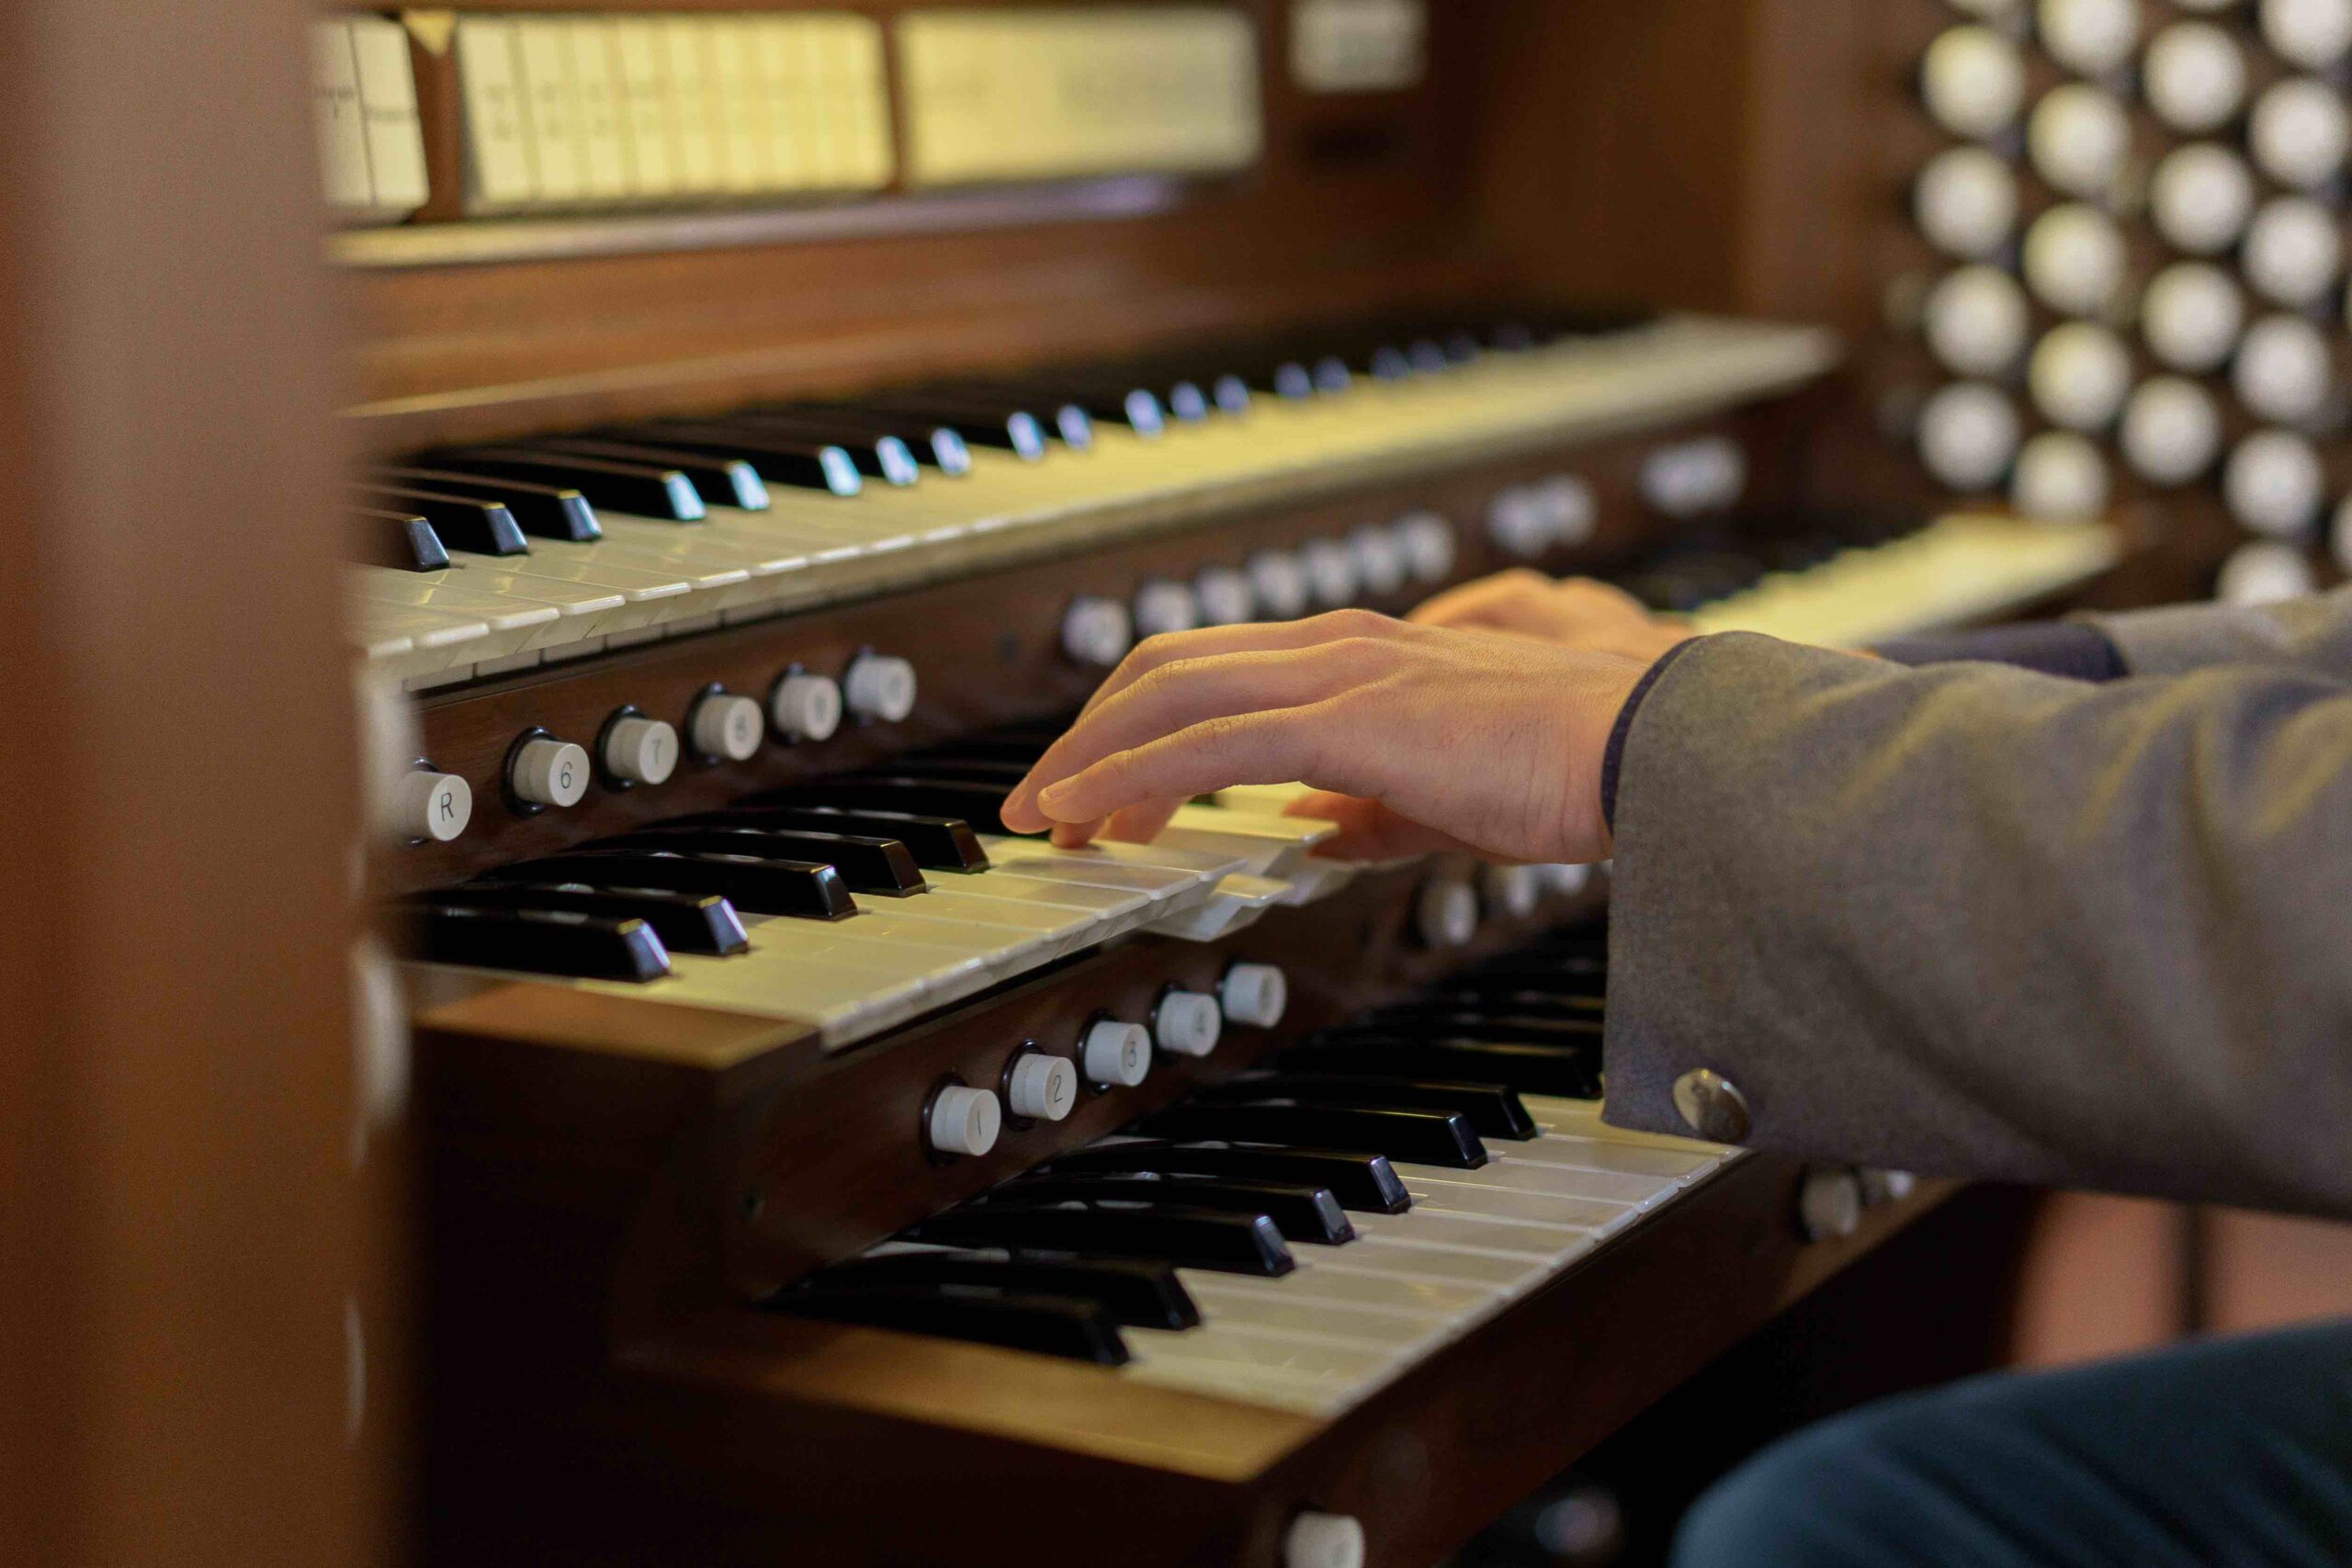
[294,2,2313,1565]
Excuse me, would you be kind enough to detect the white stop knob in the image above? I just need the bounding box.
[2029,322,2132,431]
[2234,316,2333,423]
[1487,487,1551,558]
[1061,596,1134,668]
[1918,382,2020,491]
[1925,265,2030,376]
[1922,26,2025,138]
[843,654,918,723]
[2252,78,2349,188]
[1915,147,2017,258]
[1533,475,1598,545]
[1134,579,1201,639]
[2150,144,2256,254]
[1080,1020,1152,1088]
[1248,551,1312,620]
[2220,540,2318,604]
[2121,378,2223,487]
[1415,878,1479,950]
[2142,262,2244,373]
[510,738,590,808]
[1153,989,1224,1058]
[1481,863,1544,920]
[1393,511,1457,582]
[769,673,843,742]
[2028,84,2132,197]
[602,715,679,785]
[1220,963,1289,1029]
[2263,0,2352,67]
[2023,204,2126,316]
[394,769,472,842]
[927,1086,1002,1158]
[2143,22,2245,132]
[1348,525,1408,595]
[1798,1166,1866,1243]
[690,693,764,761]
[1541,863,1595,897]
[2039,0,2141,76]
[1284,1512,1366,1568]
[1194,567,1256,626]
[1301,538,1360,607]
[2245,198,2342,308]
[2011,433,2110,522]
[2224,431,2325,539]
[1005,1054,1079,1122]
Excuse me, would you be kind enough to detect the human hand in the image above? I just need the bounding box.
[998,610,1654,863]
[1409,570,1698,663]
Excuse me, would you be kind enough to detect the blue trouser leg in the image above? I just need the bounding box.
[1672,1320,2352,1568]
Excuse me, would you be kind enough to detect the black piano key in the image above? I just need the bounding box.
[354,483,531,558]
[527,437,771,511]
[912,383,1096,448]
[1360,1010,1603,1046]
[375,467,602,542]
[596,826,925,896]
[621,423,870,494]
[911,1203,1295,1278]
[1284,1037,1602,1100]
[427,448,707,522]
[423,883,750,956]
[680,807,990,873]
[745,412,976,476]
[483,851,856,920]
[353,508,452,572]
[944,379,1165,439]
[748,778,1015,837]
[1432,979,1607,1010]
[765,1286,1129,1366]
[864,759,1028,785]
[1044,1143,1411,1213]
[696,416,922,485]
[409,904,671,983]
[987,1177,1354,1246]
[808,396,1049,461]
[806,1254,1199,1330]
[1135,1105,1489,1170]
[1200,1075,1538,1142]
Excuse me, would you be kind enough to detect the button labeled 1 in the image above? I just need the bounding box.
[927,1085,1002,1158]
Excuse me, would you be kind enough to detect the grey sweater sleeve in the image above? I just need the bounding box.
[2086,583,2352,677]
[1600,632,2352,1217]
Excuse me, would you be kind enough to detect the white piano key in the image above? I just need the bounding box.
[1305,1235,1542,1288]
[1396,1176,1640,1230]
[908,883,1103,957]
[446,544,693,604]
[1114,1356,1354,1416]
[1182,1262,1503,1319]
[977,839,1216,904]
[351,600,489,653]
[1180,1282,1453,1345]
[1350,1210,1606,1258]
[1459,1136,1713,1182]
[1123,1324,1405,1381]
[1524,1095,1736,1156]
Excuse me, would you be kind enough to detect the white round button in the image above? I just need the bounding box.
[2023,204,2127,316]
[1798,1166,1866,1243]
[2141,262,2244,373]
[1347,525,1408,596]
[2226,431,2325,538]
[1153,989,1224,1059]
[2262,0,2352,67]
[1918,382,2021,490]
[1284,1512,1366,1568]
[927,1085,1002,1158]
[1006,1054,1079,1122]
[1415,878,1479,950]
[2028,84,2132,197]
[1080,1020,1152,1087]
[1062,595,1134,667]
[1134,580,1201,640]
[1540,862,1594,897]
[2120,378,2223,485]
[2234,315,2333,423]
[1302,538,1360,607]
[1481,863,1545,920]
[510,738,590,809]
[1195,567,1256,626]
[1533,475,1598,545]
[768,673,843,742]
[1488,488,1549,558]
[2143,23,2245,132]
[1915,147,2018,258]
[1219,963,1289,1029]
[2244,198,2343,308]
[2011,432,2111,521]
[2150,144,2256,254]
[1922,26,2026,138]
[2252,78,2349,188]
[602,715,679,785]
[395,769,472,842]
[2029,322,2132,430]
[1393,511,1457,583]
[2039,0,2142,76]
[689,693,763,761]
[2330,496,2352,571]
[842,654,918,723]
[2219,539,2318,604]
[1248,551,1312,620]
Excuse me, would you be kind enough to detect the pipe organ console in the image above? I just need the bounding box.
[283,1,2337,1564]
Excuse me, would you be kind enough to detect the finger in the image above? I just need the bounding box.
[1080,608,1408,720]
[1048,817,1107,849]
[1283,791,1484,862]
[1101,797,1186,844]
[1408,569,1551,626]
[1034,705,1359,825]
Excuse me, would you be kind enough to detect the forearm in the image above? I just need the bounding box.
[1600,633,2352,1216]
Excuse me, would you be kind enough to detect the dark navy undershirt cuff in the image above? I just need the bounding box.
[1872,620,2128,682]
[1600,637,1703,832]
